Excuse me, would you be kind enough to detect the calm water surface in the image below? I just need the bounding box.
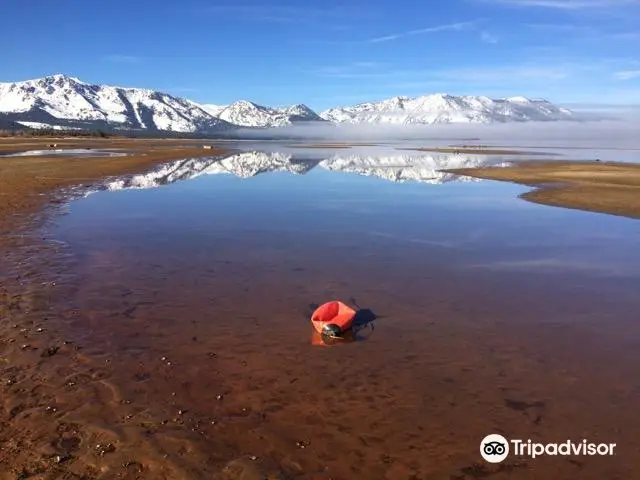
[47,146,640,479]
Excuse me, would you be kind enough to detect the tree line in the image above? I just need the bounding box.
[0,129,110,138]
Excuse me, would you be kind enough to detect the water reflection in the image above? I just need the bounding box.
[310,323,375,346]
[320,152,504,184]
[99,149,510,192]
[41,140,640,480]
[310,329,357,346]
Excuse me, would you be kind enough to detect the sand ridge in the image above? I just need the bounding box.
[445,159,640,219]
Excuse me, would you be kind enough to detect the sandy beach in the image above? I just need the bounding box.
[2,138,640,479]
[445,160,640,219]
[4,0,640,474]
[0,138,230,230]
[0,138,232,479]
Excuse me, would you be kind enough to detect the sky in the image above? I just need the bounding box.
[3,0,640,111]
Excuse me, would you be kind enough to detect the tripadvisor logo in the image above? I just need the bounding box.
[480,434,616,463]
[480,434,509,463]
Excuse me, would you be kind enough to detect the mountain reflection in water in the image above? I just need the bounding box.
[99,150,511,192]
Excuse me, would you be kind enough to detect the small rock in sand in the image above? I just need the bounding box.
[96,443,116,456]
[295,440,310,449]
[41,346,60,357]
[54,454,73,464]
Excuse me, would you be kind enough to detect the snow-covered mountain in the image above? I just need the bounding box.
[201,100,324,127]
[0,74,576,133]
[0,74,233,132]
[99,150,507,192]
[320,94,574,125]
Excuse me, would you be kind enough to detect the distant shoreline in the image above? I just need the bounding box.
[444,160,640,219]
[402,146,554,156]
[0,137,232,233]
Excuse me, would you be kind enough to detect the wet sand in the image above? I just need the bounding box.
[0,138,232,479]
[7,227,639,479]
[0,138,230,232]
[446,160,640,219]
[2,140,640,479]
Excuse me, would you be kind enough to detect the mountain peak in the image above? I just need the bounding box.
[41,74,85,85]
[204,99,323,127]
[284,104,316,115]
[288,103,312,110]
[229,100,261,108]
[0,74,231,132]
[506,96,532,103]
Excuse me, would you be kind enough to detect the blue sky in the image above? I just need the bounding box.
[4,0,640,110]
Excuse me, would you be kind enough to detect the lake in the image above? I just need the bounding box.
[41,145,640,479]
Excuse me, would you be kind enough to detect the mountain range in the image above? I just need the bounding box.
[201,101,324,128]
[0,74,575,134]
[320,94,573,125]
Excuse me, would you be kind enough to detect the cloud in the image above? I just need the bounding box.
[312,62,394,79]
[433,65,572,82]
[562,102,640,116]
[204,5,325,17]
[200,4,362,26]
[526,23,640,41]
[365,21,475,43]
[465,257,637,277]
[614,70,640,80]
[526,23,596,32]
[227,119,640,150]
[481,0,640,8]
[609,31,640,39]
[104,55,142,64]
[310,60,638,106]
[361,21,499,46]
[313,63,578,86]
[352,61,381,68]
[480,31,499,43]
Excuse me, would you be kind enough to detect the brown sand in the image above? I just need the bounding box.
[445,160,640,219]
[0,138,233,478]
[2,139,640,479]
[477,144,640,152]
[0,137,230,232]
[7,222,639,479]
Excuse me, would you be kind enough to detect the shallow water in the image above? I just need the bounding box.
[0,148,128,157]
[44,146,640,478]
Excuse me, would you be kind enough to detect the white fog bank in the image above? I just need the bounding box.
[230,118,640,151]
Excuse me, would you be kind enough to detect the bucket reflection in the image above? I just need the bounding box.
[310,322,375,346]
